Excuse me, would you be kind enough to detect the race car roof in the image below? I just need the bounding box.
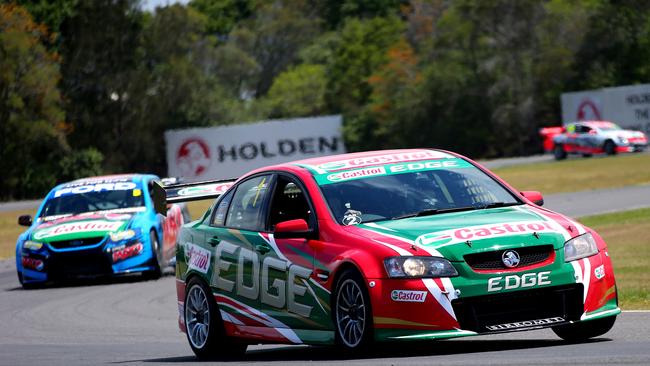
[54,174,157,190]
[290,148,457,173]
[570,121,617,128]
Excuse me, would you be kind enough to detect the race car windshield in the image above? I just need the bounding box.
[597,123,622,131]
[40,188,145,218]
[319,164,521,225]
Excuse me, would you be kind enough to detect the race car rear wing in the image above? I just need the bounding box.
[152,178,237,216]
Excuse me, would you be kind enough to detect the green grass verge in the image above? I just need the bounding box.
[579,208,650,310]
[0,209,35,259]
[186,200,212,221]
[493,153,650,194]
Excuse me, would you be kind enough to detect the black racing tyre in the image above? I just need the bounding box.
[554,144,567,160]
[18,272,41,290]
[184,277,247,360]
[143,230,163,279]
[333,269,373,351]
[552,316,616,342]
[582,153,592,158]
[604,140,617,155]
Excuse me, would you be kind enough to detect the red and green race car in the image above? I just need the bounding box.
[154,149,619,359]
[540,121,648,160]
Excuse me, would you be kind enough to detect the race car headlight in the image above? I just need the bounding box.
[384,256,458,278]
[618,136,628,144]
[23,240,43,251]
[110,229,136,242]
[564,233,598,262]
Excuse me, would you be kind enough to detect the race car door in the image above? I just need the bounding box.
[564,123,580,152]
[575,124,600,153]
[261,173,329,333]
[205,174,274,332]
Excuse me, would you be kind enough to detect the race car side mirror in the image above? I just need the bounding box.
[521,191,544,206]
[274,219,315,239]
[18,215,32,227]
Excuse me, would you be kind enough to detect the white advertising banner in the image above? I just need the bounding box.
[561,84,650,134]
[165,115,345,181]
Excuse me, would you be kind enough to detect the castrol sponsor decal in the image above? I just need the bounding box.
[391,290,428,303]
[185,243,211,274]
[326,167,386,182]
[33,220,125,240]
[416,221,561,248]
[318,151,454,171]
[594,264,605,280]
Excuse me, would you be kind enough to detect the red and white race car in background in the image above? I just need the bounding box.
[540,121,648,160]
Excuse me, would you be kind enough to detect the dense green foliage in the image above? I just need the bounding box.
[2,0,650,199]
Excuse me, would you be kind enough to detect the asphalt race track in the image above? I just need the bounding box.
[544,184,650,217]
[0,259,648,366]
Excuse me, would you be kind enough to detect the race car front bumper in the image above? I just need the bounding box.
[20,234,155,283]
[368,249,619,341]
[617,144,647,153]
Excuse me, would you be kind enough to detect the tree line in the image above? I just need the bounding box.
[2,0,650,199]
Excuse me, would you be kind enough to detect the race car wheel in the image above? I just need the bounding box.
[552,316,616,342]
[604,140,617,155]
[144,230,163,279]
[334,270,373,350]
[553,144,567,160]
[18,272,41,289]
[184,277,246,360]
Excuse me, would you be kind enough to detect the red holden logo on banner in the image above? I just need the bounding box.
[576,98,602,120]
[177,138,211,178]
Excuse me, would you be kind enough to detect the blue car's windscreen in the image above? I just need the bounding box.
[41,183,145,217]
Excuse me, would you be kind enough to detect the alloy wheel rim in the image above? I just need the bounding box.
[185,285,210,349]
[336,279,366,347]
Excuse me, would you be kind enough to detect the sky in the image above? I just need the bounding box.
[141,0,190,11]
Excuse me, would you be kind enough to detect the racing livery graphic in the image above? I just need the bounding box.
[16,175,188,287]
[540,120,648,160]
[154,149,620,359]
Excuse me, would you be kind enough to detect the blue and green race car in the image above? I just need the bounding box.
[16,174,188,287]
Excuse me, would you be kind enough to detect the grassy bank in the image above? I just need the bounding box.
[0,209,35,259]
[579,208,650,310]
[186,200,212,220]
[493,153,650,194]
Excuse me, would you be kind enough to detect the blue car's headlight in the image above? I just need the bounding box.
[384,256,458,278]
[564,233,598,262]
[110,229,136,242]
[23,240,43,251]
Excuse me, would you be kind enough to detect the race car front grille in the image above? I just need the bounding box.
[47,249,112,279]
[452,284,583,333]
[48,236,105,249]
[464,245,553,271]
